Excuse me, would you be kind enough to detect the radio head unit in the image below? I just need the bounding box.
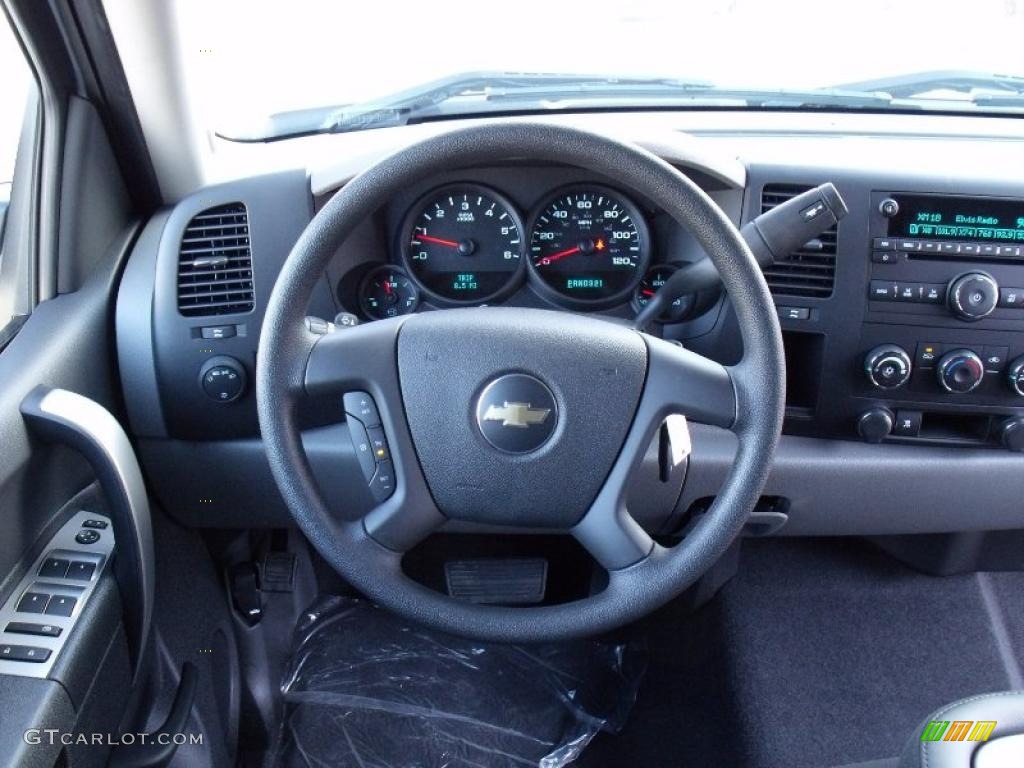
[887,193,1024,246]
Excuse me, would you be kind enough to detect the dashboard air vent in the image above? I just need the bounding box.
[760,184,837,299]
[177,202,254,316]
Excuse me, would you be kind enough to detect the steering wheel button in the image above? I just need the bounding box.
[346,417,377,482]
[343,391,381,427]
[366,427,390,462]
[369,460,396,502]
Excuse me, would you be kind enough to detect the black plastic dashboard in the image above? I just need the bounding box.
[114,116,1024,536]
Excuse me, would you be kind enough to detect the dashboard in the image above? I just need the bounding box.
[323,165,738,329]
[113,113,1024,538]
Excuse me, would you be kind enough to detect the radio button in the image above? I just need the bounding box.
[979,244,998,257]
[948,272,999,321]
[959,243,980,255]
[897,240,921,252]
[869,281,895,301]
[997,245,1021,258]
[939,242,958,254]
[920,241,940,254]
[998,287,1024,308]
[896,283,918,302]
[920,284,946,304]
[873,237,896,251]
[871,250,901,264]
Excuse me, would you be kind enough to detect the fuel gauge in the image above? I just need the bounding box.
[359,266,419,320]
[633,265,693,323]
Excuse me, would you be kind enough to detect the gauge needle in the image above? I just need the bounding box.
[641,289,655,297]
[538,245,581,264]
[414,234,459,248]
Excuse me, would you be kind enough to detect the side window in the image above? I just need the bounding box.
[0,13,35,336]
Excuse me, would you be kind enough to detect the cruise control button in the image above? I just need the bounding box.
[38,558,70,578]
[44,596,76,617]
[15,592,50,614]
[369,460,396,503]
[66,561,96,581]
[346,418,376,483]
[343,391,381,427]
[366,427,390,462]
[4,622,62,638]
[893,410,922,437]
[0,645,51,663]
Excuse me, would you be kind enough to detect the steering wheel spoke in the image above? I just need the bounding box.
[304,318,447,553]
[572,335,735,570]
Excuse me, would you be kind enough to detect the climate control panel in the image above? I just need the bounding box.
[862,343,1022,399]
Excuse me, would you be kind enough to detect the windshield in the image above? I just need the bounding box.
[174,0,1024,141]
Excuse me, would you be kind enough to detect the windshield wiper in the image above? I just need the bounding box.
[833,70,1024,102]
[217,71,894,142]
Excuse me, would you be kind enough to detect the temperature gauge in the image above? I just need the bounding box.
[359,266,419,320]
[632,266,692,323]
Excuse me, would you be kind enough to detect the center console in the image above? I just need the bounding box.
[853,191,1024,450]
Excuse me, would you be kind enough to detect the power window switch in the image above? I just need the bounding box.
[66,561,96,581]
[38,558,70,578]
[16,592,50,614]
[0,645,51,663]
[44,596,76,617]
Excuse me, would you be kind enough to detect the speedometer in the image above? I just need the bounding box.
[401,184,525,304]
[528,186,650,306]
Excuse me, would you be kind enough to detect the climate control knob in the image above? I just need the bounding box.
[1008,356,1024,397]
[999,418,1024,453]
[864,344,912,389]
[947,272,999,321]
[936,349,985,393]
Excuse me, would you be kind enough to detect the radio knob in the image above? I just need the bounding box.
[947,272,999,321]
[936,349,985,393]
[857,407,894,443]
[864,344,912,389]
[1008,356,1024,397]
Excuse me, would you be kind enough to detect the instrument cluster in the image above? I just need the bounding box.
[354,181,669,320]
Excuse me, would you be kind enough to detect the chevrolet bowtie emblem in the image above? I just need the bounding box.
[481,401,551,429]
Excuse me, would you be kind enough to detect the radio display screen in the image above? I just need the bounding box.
[891,194,1024,243]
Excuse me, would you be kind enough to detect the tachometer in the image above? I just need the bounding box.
[528,186,649,306]
[402,185,525,303]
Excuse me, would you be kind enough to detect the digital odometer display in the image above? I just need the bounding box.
[528,186,649,305]
[891,194,1024,243]
[402,185,525,303]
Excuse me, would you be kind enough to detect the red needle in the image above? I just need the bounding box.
[538,245,581,264]
[415,233,459,248]
[641,289,655,297]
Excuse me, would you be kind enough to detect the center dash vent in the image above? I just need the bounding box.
[760,185,837,299]
[177,202,254,316]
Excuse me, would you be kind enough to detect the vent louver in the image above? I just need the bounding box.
[760,185,837,299]
[177,202,254,316]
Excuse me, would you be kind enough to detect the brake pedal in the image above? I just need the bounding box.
[445,558,547,605]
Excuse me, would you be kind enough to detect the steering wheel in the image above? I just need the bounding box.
[257,123,784,642]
